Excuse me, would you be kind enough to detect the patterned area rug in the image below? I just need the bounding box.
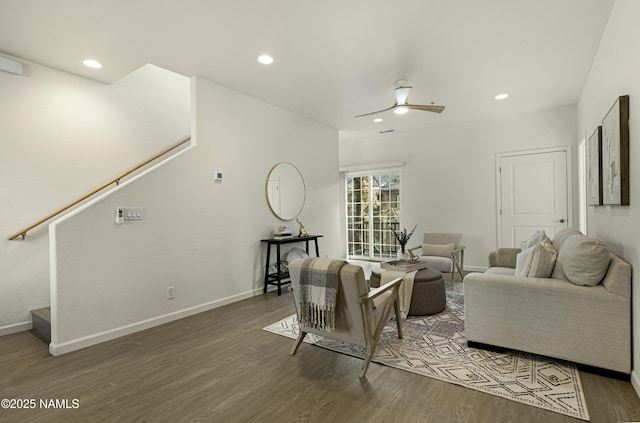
[263,289,590,421]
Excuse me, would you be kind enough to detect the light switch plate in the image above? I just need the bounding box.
[123,207,144,221]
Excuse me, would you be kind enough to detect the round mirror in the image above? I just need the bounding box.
[266,162,306,221]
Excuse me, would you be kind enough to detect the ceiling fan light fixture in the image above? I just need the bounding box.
[495,93,509,100]
[354,82,445,118]
[373,118,383,122]
[394,105,409,115]
[258,54,274,65]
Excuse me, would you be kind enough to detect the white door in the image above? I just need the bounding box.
[267,177,281,216]
[498,149,570,248]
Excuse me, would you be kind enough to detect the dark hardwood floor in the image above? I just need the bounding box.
[1,289,639,423]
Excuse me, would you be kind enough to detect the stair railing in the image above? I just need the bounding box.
[8,136,191,240]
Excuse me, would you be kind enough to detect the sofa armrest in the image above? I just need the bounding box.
[488,248,520,268]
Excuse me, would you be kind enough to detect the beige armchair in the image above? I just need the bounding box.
[408,233,465,287]
[288,259,403,377]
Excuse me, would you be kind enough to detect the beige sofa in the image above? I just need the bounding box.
[463,228,632,374]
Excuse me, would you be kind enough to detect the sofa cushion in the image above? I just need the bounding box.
[515,239,557,278]
[422,243,455,257]
[552,227,582,251]
[551,235,610,286]
[484,267,516,276]
[520,230,547,251]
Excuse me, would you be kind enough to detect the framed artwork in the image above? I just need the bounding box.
[602,95,630,205]
[587,126,602,206]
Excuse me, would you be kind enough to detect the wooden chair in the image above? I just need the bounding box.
[408,233,465,288]
[288,259,403,377]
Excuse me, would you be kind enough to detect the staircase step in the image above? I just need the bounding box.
[31,307,51,344]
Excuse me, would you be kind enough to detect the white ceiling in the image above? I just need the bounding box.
[0,0,615,141]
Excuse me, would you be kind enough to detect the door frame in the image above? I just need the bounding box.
[495,146,573,248]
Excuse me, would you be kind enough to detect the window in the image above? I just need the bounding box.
[346,169,401,259]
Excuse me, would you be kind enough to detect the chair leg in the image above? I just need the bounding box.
[457,263,464,282]
[455,252,465,283]
[394,297,403,339]
[359,285,401,377]
[290,331,307,355]
[360,347,375,377]
[453,259,464,286]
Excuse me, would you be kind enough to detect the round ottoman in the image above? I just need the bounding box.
[409,268,446,316]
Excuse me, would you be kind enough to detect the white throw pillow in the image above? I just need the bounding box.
[514,248,529,276]
[287,246,309,263]
[422,243,455,257]
[515,239,557,278]
[551,235,610,286]
[520,230,546,252]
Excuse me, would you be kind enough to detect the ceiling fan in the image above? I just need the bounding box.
[355,81,445,118]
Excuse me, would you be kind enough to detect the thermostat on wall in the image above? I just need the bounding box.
[213,171,223,182]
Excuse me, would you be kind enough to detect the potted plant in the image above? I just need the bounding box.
[390,224,417,260]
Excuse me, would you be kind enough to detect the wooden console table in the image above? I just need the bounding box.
[261,235,323,295]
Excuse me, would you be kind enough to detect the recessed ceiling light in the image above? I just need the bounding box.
[83,59,102,69]
[258,55,274,65]
[495,93,509,100]
[373,118,383,123]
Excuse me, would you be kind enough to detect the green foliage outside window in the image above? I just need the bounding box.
[346,171,401,259]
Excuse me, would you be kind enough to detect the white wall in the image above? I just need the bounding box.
[49,76,340,354]
[0,61,190,334]
[577,0,640,391]
[339,105,577,268]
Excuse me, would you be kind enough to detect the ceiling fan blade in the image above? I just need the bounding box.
[394,86,412,105]
[407,104,446,113]
[355,83,446,117]
[354,104,396,118]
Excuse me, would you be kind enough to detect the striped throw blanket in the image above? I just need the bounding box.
[298,258,346,332]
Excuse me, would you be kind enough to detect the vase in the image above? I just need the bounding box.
[397,245,408,260]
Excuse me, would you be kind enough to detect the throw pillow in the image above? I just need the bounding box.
[552,227,582,250]
[287,246,309,263]
[551,235,610,286]
[422,243,455,257]
[514,247,529,276]
[520,230,546,251]
[515,239,557,278]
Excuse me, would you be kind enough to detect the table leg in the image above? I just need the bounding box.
[276,243,282,296]
[263,242,271,293]
[314,238,320,257]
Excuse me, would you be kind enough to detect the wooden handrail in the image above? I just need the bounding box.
[8,136,191,240]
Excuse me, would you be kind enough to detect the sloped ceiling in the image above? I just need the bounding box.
[0,0,614,141]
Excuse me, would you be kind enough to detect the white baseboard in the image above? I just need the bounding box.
[631,370,640,399]
[49,289,262,356]
[0,321,32,336]
[264,286,290,294]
